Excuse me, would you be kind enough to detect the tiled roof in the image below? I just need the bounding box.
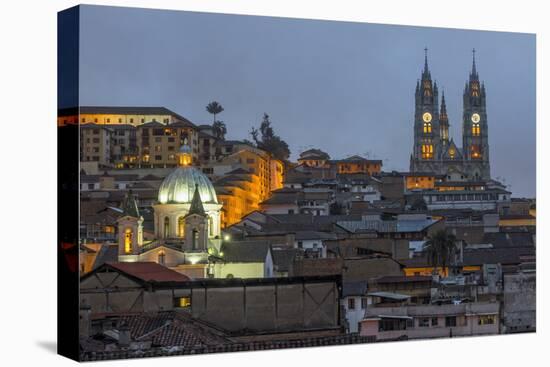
[342,280,368,297]
[219,241,270,263]
[104,262,190,282]
[271,248,300,272]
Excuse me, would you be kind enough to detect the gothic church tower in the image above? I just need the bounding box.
[462,49,491,180]
[410,48,441,173]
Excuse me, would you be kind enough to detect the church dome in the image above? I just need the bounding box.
[158,166,218,204]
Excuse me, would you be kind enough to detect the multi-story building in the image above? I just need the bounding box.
[137,121,198,168]
[80,124,112,166]
[110,124,138,168]
[335,155,382,176]
[58,106,190,127]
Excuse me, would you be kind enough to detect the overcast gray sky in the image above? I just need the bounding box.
[78,5,536,198]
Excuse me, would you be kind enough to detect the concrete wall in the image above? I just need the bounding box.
[502,272,536,333]
[80,273,341,334]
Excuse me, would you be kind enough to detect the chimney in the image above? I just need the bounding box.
[118,322,131,348]
[79,304,92,338]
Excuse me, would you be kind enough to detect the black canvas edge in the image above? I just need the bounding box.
[57,5,81,362]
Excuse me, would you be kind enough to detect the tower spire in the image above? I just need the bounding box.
[422,47,431,79]
[188,184,206,216]
[440,90,447,116]
[470,48,478,80]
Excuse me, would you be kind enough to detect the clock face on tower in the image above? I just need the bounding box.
[422,112,432,123]
[471,113,480,123]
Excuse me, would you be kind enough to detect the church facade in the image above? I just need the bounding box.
[410,49,491,182]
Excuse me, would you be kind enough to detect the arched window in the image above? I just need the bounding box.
[164,217,170,238]
[124,228,133,253]
[208,216,214,237]
[192,229,199,250]
[421,144,434,159]
[472,124,480,136]
[158,251,166,265]
[423,122,432,134]
[178,217,185,237]
[471,145,482,159]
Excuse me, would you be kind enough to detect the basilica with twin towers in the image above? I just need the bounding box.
[410,48,491,182]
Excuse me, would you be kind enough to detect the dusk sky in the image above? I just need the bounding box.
[78,5,536,197]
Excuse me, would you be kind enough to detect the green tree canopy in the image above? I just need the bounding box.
[206,101,224,123]
[249,113,290,161]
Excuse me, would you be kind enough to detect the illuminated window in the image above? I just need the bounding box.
[471,82,480,97]
[449,148,455,159]
[124,228,133,253]
[422,144,434,159]
[142,154,150,163]
[164,217,170,238]
[472,124,480,136]
[471,145,482,159]
[178,217,185,237]
[174,296,191,308]
[423,122,432,134]
[192,229,199,249]
[478,315,495,325]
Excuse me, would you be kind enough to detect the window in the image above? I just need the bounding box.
[297,241,303,249]
[155,155,162,161]
[124,228,133,253]
[445,316,457,327]
[470,145,481,159]
[421,144,434,159]
[288,209,295,214]
[208,216,214,237]
[118,118,122,123]
[164,217,170,238]
[130,118,134,123]
[348,298,356,310]
[178,217,185,237]
[106,118,110,123]
[174,296,191,308]
[168,137,175,142]
[361,297,367,309]
[419,317,430,327]
[478,315,495,325]
[192,229,199,250]
[87,183,94,190]
[472,124,480,136]
[431,317,438,326]
[423,122,432,134]
[155,145,161,152]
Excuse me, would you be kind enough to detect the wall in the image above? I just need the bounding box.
[502,271,536,333]
[213,262,265,279]
[80,274,342,334]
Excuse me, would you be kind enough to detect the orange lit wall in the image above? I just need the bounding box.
[406,175,435,190]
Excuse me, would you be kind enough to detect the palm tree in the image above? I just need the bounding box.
[212,120,227,140]
[423,230,457,276]
[206,101,224,123]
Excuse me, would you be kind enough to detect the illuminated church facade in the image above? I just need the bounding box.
[116,140,222,278]
[410,49,491,181]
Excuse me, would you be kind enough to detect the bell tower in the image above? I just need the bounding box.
[411,48,441,172]
[117,190,143,259]
[462,49,490,180]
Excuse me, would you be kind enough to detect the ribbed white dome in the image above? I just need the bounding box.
[158,166,218,204]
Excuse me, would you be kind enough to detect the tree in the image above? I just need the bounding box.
[249,113,290,161]
[206,101,224,123]
[212,120,227,140]
[423,230,457,276]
